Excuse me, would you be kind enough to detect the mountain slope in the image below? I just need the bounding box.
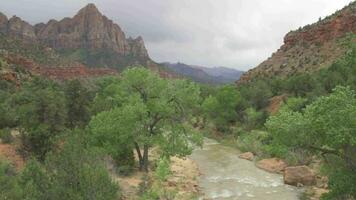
[0,4,150,70]
[239,1,356,83]
[162,62,243,84]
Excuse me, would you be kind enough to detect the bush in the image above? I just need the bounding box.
[0,128,13,143]
[155,158,171,182]
[111,147,135,176]
[0,161,22,200]
[236,130,269,156]
[18,132,120,200]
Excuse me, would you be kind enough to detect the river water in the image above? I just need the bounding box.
[190,139,301,200]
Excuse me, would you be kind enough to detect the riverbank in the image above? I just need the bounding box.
[108,152,200,199]
[205,132,329,200]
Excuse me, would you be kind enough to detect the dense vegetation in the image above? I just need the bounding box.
[0,66,203,199]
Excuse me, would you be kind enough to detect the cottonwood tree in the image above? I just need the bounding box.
[266,86,356,199]
[89,67,202,172]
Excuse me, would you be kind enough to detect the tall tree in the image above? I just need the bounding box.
[89,67,202,171]
[13,77,67,160]
[64,79,91,128]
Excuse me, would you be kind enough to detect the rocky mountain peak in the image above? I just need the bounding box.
[7,15,36,41]
[74,3,103,22]
[0,3,150,69]
[0,12,8,33]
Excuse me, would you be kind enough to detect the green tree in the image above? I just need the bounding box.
[266,86,356,199]
[64,79,91,128]
[13,77,67,160]
[89,67,202,172]
[202,85,242,131]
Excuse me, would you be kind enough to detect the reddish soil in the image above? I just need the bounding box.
[0,143,25,170]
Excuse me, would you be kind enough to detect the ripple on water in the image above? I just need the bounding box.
[205,175,284,188]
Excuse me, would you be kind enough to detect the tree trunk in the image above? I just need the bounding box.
[143,144,149,172]
[134,142,144,171]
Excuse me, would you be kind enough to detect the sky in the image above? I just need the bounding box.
[0,0,353,70]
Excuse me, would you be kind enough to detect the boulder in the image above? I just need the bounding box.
[239,152,254,161]
[256,158,287,174]
[284,165,316,186]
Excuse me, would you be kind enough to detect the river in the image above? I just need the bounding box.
[190,138,301,200]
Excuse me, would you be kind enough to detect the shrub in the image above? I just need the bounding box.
[236,130,269,156]
[0,161,22,200]
[155,157,171,182]
[0,128,13,143]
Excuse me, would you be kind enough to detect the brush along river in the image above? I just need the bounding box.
[190,138,301,200]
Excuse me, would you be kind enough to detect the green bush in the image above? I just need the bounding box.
[111,147,135,176]
[0,128,13,143]
[19,133,119,200]
[155,157,171,182]
[0,161,22,200]
[236,130,269,156]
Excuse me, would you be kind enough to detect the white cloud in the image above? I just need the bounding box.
[0,0,353,70]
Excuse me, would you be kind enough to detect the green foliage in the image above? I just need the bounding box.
[0,128,13,143]
[266,86,356,199]
[0,161,22,200]
[243,108,268,130]
[155,158,171,182]
[202,85,242,131]
[19,160,51,200]
[281,97,308,112]
[46,133,118,200]
[89,67,202,171]
[64,79,91,128]
[236,130,269,156]
[239,80,273,110]
[0,132,119,200]
[12,77,67,160]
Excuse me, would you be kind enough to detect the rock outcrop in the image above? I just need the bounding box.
[7,16,36,41]
[238,1,356,83]
[256,158,287,174]
[0,4,150,68]
[284,166,316,186]
[0,12,8,33]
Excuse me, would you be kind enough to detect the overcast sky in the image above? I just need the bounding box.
[1,0,353,70]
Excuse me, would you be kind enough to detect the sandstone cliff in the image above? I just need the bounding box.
[0,4,150,69]
[238,1,356,83]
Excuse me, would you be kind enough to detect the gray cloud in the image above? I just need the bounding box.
[0,0,353,70]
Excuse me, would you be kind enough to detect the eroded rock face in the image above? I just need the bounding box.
[256,158,287,174]
[284,166,316,186]
[0,12,8,33]
[0,3,149,63]
[238,2,356,84]
[36,4,149,59]
[239,152,254,161]
[7,16,36,41]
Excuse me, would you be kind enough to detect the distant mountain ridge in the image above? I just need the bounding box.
[238,1,356,83]
[162,62,244,84]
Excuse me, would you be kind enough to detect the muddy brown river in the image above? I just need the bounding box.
[190,139,301,200]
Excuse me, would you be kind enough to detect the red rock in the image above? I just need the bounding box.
[237,2,356,84]
[256,158,287,174]
[284,166,316,186]
[239,152,254,161]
